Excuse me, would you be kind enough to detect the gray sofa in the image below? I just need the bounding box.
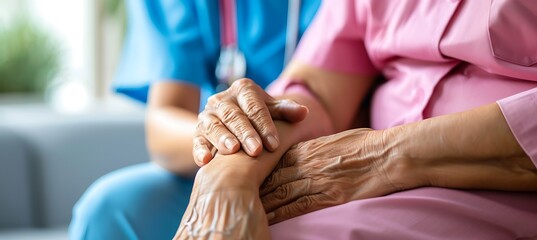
[0,103,150,239]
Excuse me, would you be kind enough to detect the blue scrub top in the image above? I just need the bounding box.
[113,0,320,109]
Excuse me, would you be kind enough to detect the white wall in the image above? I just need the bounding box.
[0,0,137,113]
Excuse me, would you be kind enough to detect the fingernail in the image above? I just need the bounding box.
[267,212,275,221]
[246,137,260,154]
[197,150,207,164]
[283,99,300,108]
[301,105,309,113]
[224,137,237,150]
[267,135,279,149]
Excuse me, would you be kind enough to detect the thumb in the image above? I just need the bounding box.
[268,99,309,123]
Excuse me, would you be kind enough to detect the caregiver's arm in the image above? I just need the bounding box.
[145,82,202,175]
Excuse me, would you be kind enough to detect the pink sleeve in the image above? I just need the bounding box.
[497,87,537,167]
[266,78,314,98]
[292,0,378,76]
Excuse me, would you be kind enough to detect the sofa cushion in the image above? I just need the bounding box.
[0,126,33,229]
[1,106,150,227]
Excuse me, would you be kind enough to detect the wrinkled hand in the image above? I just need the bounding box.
[174,152,270,240]
[260,129,417,224]
[194,78,309,166]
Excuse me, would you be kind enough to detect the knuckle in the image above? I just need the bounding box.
[220,106,247,124]
[326,190,345,205]
[196,110,207,120]
[273,185,290,200]
[192,136,204,146]
[252,118,273,135]
[233,78,254,89]
[281,207,293,218]
[193,137,211,153]
[215,99,229,112]
[263,173,277,189]
[195,114,207,131]
[244,100,266,117]
[206,94,221,108]
[195,120,204,133]
[198,114,213,132]
[233,79,258,95]
[296,196,315,211]
[205,119,224,135]
[222,119,258,143]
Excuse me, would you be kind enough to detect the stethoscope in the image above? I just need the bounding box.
[215,0,301,92]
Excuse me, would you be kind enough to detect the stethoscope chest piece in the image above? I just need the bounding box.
[215,0,300,92]
[215,46,246,92]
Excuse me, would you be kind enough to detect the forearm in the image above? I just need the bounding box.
[387,103,537,191]
[146,107,199,175]
[145,81,202,175]
[278,61,375,132]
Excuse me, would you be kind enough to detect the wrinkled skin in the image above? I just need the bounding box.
[193,78,308,165]
[174,152,271,240]
[260,129,420,224]
[175,189,267,240]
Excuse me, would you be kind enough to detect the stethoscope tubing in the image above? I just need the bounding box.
[216,0,301,88]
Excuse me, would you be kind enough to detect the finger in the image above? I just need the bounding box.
[197,112,240,155]
[192,136,216,166]
[261,178,314,213]
[236,80,307,123]
[232,79,280,152]
[267,99,309,123]
[266,193,331,225]
[213,99,263,156]
[260,167,301,196]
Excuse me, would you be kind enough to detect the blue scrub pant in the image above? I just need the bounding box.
[69,163,194,240]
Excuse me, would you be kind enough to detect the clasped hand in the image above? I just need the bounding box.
[193,78,308,165]
[192,79,413,224]
[261,129,403,224]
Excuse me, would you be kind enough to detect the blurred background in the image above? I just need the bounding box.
[0,0,130,109]
[0,0,150,239]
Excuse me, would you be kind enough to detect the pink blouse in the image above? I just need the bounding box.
[269,0,537,239]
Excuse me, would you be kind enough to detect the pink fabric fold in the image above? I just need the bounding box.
[498,87,537,167]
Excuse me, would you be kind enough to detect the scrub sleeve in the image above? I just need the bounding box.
[113,0,212,103]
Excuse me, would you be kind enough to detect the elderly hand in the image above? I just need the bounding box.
[260,129,424,224]
[194,78,309,166]
[174,152,270,240]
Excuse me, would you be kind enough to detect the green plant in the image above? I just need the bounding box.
[104,0,124,17]
[103,0,126,38]
[0,16,61,94]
